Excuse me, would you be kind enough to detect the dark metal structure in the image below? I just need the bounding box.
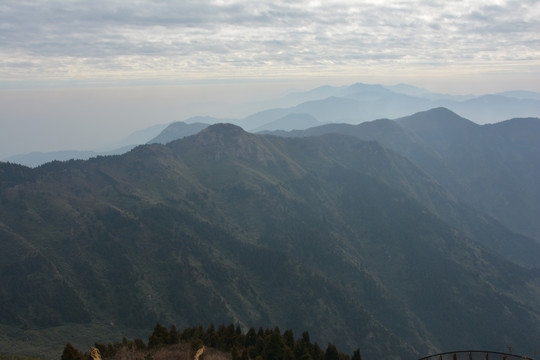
[418,350,535,360]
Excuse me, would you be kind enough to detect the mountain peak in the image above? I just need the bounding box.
[194,123,249,146]
[416,107,463,118]
[203,122,246,134]
[396,107,477,131]
[177,123,277,164]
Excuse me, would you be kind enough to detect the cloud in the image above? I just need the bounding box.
[0,0,539,83]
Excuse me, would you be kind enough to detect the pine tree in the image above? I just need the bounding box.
[61,343,83,360]
[134,338,147,350]
[205,323,218,348]
[263,327,285,360]
[324,343,339,360]
[245,327,257,347]
[169,325,180,344]
[284,347,296,360]
[283,329,295,350]
[223,323,237,351]
[148,323,170,348]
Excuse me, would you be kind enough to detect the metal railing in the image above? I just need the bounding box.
[418,350,535,360]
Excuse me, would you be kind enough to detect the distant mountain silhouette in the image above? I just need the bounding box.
[4,83,540,166]
[148,121,209,144]
[238,83,540,130]
[253,113,321,132]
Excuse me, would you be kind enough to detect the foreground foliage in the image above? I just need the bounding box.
[62,324,362,360]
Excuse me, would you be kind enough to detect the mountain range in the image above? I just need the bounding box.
[1,109,540,359]
[3,83,540,167]
[264,108,540,244]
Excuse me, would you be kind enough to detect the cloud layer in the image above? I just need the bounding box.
[1,0,539,83]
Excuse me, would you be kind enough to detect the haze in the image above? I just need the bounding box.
[1,0,540,158]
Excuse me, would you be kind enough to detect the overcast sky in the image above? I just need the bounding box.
[1,0,540,157]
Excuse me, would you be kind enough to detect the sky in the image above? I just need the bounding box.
[1,0,540,157]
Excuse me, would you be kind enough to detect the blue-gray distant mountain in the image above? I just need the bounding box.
[496,90,540,100]
[3,150,100,168]
[2,123,172,167]
[105,122,171,150]
[253,113,321,132]
[1,122,540,359]
[266,107,540,243]
[148,121,210,144]
[396,109,540,242]
[5,83,539,167]
[449,95,540,123]
[237,83,540,130]
[1,146,137,168]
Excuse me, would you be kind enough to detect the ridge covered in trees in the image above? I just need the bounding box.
[62,324,362,360]
[3,120,540,358]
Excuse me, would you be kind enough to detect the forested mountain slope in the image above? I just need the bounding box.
[1,124,539,359]
[269,108,540,244]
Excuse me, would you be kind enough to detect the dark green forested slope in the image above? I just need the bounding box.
[1,124,539,359]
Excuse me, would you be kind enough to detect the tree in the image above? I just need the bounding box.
[169,325,180,344]
[61,343,83,360]
[283,329,295,350]
[352,349,362,360]
[148,323,170,348]
[134,338,147,350]
[284,347,296,360]
[324,343,339,360]
[205,323,218,347]
[245,327,257,347]
[263,327,285,360]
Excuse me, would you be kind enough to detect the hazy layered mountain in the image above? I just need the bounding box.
[396,109,540,242]
[253,113,322,132]
[1,146,137,168]
[237,83,540,130]
[450,95,540,123]
[4,83,540,167]
[496,90,540,100]
[104,122,172,150]
[266,108,540,244]
[147,121,209,145]
[2,150,100,168]
[1,123,172,168]
[1,124,540,359]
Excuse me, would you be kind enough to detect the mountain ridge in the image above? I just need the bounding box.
[4,82,540,167]
[265,108,540,244]
[2,122,540,358]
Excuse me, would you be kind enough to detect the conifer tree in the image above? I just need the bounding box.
[148,323,169,348]
[262,328,285,360]
[284,347,296,360]
[61,343,83,360]
[245,327,257,347]
[134,338,147,351]
[169,325,180,344]
[223,323,237,351]
[205,323,218,347]
[324,343,339,360]
[283,329,295,350]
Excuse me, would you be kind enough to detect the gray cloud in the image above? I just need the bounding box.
[0,0,539,82]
